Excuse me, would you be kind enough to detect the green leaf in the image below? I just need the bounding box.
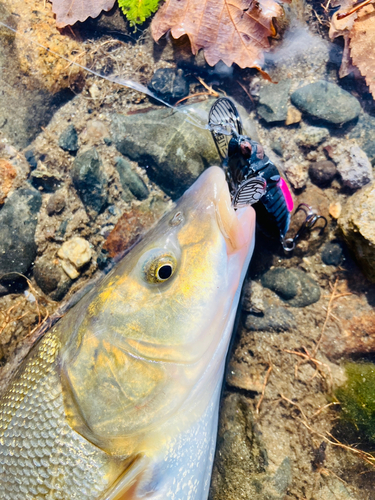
[118,0,161,26]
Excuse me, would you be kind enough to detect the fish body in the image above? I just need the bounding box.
[0,167,255,500]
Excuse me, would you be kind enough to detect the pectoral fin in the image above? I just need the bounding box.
[100,454,150,500]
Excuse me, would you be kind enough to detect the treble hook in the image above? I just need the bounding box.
[282,203,327,252]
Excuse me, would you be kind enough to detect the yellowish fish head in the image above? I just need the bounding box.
[59,166,255,454]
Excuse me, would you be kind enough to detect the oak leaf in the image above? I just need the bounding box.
[51,0,116,28]
[151,0,284,70]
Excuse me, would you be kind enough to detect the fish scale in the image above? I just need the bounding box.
[0,330,116,499]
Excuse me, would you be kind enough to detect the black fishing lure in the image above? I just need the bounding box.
[208,97,294,241]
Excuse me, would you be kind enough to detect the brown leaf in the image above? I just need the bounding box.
[350,5,375,97]
[51,0,116,28]
[151,0,284,69]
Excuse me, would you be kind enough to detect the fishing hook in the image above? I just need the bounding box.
[282,203,327,252]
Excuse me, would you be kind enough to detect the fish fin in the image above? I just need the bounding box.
[100,454,150,500]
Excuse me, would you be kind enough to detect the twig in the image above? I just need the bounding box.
[337,0,373,19]
[236,80,254,104]
[256,354,273,415]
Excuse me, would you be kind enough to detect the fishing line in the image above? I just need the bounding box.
[0,18,209,131]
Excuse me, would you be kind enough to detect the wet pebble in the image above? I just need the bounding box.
[284,161,308,189]
[257,80,291,123]
[296,125,330,148]
[33,256,72,301]
[46,190,66,216]
[0,188,42,280]
[336,144,373,190]
[71,147,108,213]
[115,157,149,201]
[57,237,92,280]
[58,125,79,152]
[244,305,296,332]
[30,170,63,192]
[291,81,361,125]
[148,68,189,103]
[309,160,337,187]
[321,242,343,266]
[261,268,321,307]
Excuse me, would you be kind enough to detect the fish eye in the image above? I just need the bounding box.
[142,252,177,284]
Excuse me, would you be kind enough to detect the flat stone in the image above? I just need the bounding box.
[309,160,337,187]
[261,268,321,307]
[71,148,108,213]
[244,306,296,332]
[58,125,79,152]
[148,68,189,103]
[57,237,92,280]
[257,80,291,123]
[33,255,72,301]
[291,81,361,125]
[115,157,149,201]
[339,183,375,282]
[0,187,42,280]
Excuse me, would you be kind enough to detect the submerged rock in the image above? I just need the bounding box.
[309,160,337,187]
[296,125,330,148]
[0,187,42,279]
[58,125,79,152]
[115,157,149,201]
[33,256,72,301]
[336,145,372,190]
[257,80,291,123]
[244,305,296,332]
[46,190,66,216]
[57,237,92,280]
[339,183,375,282]
[291,81,361,125]
[0,159,17,204]
[148,68,189,103]
[30,170,63,192]
[321,242,343,266]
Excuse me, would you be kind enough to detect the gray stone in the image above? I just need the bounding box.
[244,306,296,332]
[261,268,321,307]
[242,280,265,314]
[148,68,189,103]
[336,144,373,190]
[296,125,330,148]
[339,183,375,282]
[309,160,337,187]
[71,148,108,213]
[291,81,361,125]
[33,256,72,301]
[115,157,149,201]
[257,80,291,123]
[46,190,66,215]
[111,99,257,199]
[349,112,375,164]
[58,125,79,152]
[0,188,42,279]
[30,170,63,192]
[321,242,343,266]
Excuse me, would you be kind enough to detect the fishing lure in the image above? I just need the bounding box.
[282,203,328,252]
[208,97,294,242]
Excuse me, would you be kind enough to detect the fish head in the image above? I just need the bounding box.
[60,166,255,454]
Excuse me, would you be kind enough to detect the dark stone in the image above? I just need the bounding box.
[71,148,108,213]
[349,112,375,164]
[0,188,42,280]
[257,80,291,123]
[309,160,337,187]
[291,81,361,125]
[148,68,189,103]
[33,256,72,301]
[97,248,110,270]
[244,306,296,332]
[58,125,79,152]
[46,190,66,215]
[261,268,321,307]
[30,170,63,192]
[115,157,149,201]
[24,149,38,169]
[321,242,343,266]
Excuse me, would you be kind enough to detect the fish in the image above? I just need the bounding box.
[0,166,256,500]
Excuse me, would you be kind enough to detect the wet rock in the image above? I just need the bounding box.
[57,237,92,280]
[0,159,17,204]
[242,280,265,314]
[58,125,79,152]
[71,148,108,213]
[115,157,149,201]
[309,160,337,187]
[321,242,343,266]
[261,268,321,307]
[257,80,291,123]
[349,112,375,164]
[296,125,330,148]
[284,161,309,189]
[148,68,189,103]
[33,256,72,301]
[30,170,63,192]
[244,305,296,332]
[111,99,257,199]
[285,106,302,125]
[291,81,361,125]
[0,187,42,279]
[336,144,372,190]
[46,190,66,216]
[24,149,38,169]
[339,183,375,282]
[329,201,342,219]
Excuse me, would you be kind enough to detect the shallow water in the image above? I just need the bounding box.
[1,0,375,498]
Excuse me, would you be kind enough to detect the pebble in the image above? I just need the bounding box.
[339,183,375,282]
[148,68,189,103]
[0,159,17,204]
[0,188,42,280]
[284,161,309,189]
[58,125,79,152]
[242,280,265,314]
[30,170,63,192]
[46,190,66,216]
[33,256,72,301]
[329,201,342,219]
[115,157,149,201]
[57,237,92,279]
[296,125,330,148]
[309,160,337,187]
[71,148,108,213]
[244,305,296,332]
[261,268,321,307]
[336,144,373,190]
[285,106,302,125]
[257,80,291,123]
[291,81,361,125]
[321,242,343,266]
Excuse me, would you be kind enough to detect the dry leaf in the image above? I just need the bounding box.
[151,0,284,70]
[51,0,116,28]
